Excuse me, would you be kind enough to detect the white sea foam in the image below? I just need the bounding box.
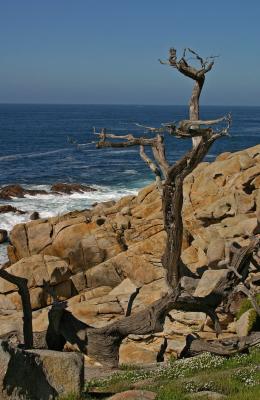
[0,183,138,248]
[0,184,139,264]
[0,244,8,265]
[122,169,138,175]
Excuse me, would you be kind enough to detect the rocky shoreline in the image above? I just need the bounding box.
[0,144,259,367]
[0,183,99,245]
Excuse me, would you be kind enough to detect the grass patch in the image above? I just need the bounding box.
[85,347,260,399]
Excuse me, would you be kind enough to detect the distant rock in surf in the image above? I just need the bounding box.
[0,229,8,244]
[50,182,97,194]
[0,184,47,200]
[0,205,26,215]
[30,211,40,220]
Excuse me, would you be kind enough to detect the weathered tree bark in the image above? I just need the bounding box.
[0,268,33,349]
[162,136,214,287]
[181,332,260,357]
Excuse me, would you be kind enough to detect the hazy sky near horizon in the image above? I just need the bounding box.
[1,1,260,105]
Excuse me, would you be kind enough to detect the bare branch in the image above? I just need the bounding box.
[152,134,170,178]
[176,47,217,79]
[135,123,165,133]
[96,136,156,148]
[140,145,163,194]
[163,114,232,140]
[210,113,232,141]
[179,115,227,129]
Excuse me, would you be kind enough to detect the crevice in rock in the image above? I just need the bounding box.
[213,173,224,179]
[156,337,167,362]
[198,210,234,227]
[49,224,54,239]
[125,287,140,317]
[116,229,128,252]
[114,265,126,282]
[131,223,163,240]
[23,224,30,256]
[243,177,256,194]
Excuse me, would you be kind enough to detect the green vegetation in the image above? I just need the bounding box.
[236,293,260,319]
[236,294,260,333]
[84,347,260,399]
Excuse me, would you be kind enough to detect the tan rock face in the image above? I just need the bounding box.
[1,144,260,363]
[119,337,164,365]
[0,255,71,311]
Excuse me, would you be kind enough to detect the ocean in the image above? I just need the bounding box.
[0,104,259,263]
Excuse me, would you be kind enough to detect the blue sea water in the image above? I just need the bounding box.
[0,104,259,262]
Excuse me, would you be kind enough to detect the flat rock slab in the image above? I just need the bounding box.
[194,269,229,297]
[107,390,157,399]
[0,341,84,399]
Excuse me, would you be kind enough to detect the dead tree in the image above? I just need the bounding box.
[0,267,33,349]
[47,48,260,366]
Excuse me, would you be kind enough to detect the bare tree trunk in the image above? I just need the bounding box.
[0,268,33,349]
[189,78,204,148]
[162,137,213,287]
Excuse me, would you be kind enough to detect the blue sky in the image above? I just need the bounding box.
[1,1,260,105]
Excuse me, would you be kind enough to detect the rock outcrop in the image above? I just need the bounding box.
[0,205,26,215]
[50,182,97,194]
[0,185,48,200]
[0,255,72,311]
[0,144,260,365]
[0,341,84,399]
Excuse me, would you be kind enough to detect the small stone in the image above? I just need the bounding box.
[107,390,156,399]
[30,211,40,220]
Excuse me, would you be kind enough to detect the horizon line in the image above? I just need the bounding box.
[0,102,260,107]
